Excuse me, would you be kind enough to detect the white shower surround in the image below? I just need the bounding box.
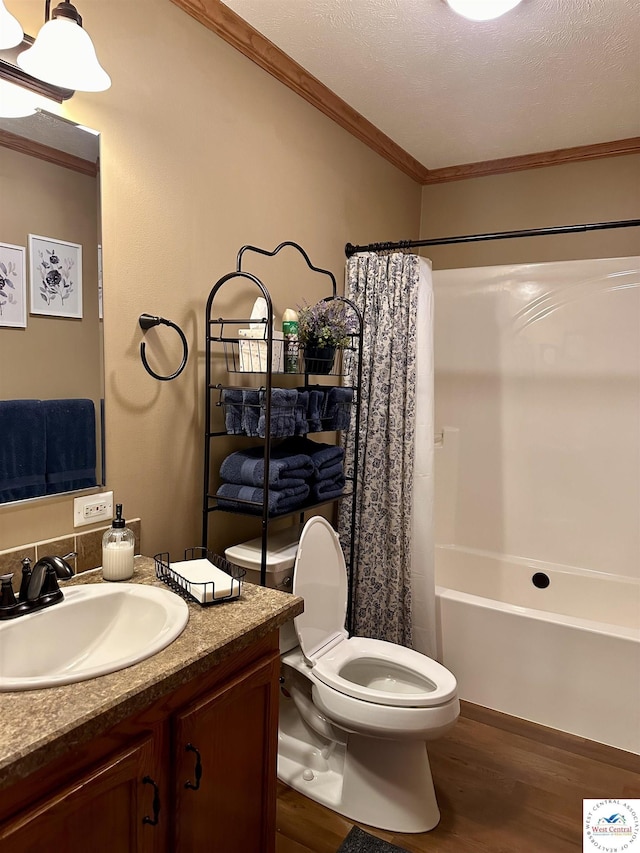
[426,256,640,752]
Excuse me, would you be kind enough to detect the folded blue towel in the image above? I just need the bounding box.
[310,474,346,502]
[43,399,97,495]
[221,388,244,434]
[215,482,309,515]
[281,437,344,476]
[324,387,353,431]
[0,400,46,503]
[295,390,309,436]
[242,389,261,436]
[219,445,313,488]
[302,388,324,432]
[257,388,298,438]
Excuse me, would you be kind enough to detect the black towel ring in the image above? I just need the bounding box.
[139,314,188,381]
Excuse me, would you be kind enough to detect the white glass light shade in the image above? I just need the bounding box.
[446,0,523,21]
[0,0,23,49]
[17,16,110,92]
[0,79,40,116]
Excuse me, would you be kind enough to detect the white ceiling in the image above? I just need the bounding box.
[222,0,640,170]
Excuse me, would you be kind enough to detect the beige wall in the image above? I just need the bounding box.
[1,0,421,556]
[0,147,101,403]
[421,154,640,269]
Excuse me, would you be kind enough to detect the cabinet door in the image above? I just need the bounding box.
[174,653,280,853]
[0,735,163,853]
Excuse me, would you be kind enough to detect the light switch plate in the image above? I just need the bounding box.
[73,491,114,527]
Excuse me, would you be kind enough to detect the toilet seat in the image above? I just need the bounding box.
[312,636,457,707]
[292,517,457,708]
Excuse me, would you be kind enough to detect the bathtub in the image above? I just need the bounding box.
[435,545,640,754]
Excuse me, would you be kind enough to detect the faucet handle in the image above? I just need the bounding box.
[0,574,17,609]
[19,558,32,603]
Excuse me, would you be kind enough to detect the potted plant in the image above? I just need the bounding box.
[297,299,357,374]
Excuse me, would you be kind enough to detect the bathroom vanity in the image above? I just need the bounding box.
[0,558,303,852]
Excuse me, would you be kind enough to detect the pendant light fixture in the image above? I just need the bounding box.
[0,78,40,116]
[17,1,110,92]
[445,0,524,21]
[0,0,23,49]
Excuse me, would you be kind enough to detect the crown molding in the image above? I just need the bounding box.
[0,128,98,177]
[423,136,640,184]
[171,0,640,186]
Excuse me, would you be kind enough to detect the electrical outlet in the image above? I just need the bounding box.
[73,491,114,527]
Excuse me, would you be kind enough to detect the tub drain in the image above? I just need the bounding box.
[532,572,550,589]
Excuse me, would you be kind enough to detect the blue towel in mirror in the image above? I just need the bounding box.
[0,400,46,503]
[43,399,97,495]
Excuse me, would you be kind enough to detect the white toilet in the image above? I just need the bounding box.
[278,516,459,833]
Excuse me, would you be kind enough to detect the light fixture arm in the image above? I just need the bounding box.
[0,37,73,103]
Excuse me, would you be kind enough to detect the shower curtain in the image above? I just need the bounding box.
[339,252,435,649]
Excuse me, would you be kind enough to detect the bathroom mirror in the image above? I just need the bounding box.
[0,110,104,505]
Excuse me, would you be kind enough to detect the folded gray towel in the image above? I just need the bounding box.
[219,445,313,488]
[216,482,309,515]
[221,388,244,435]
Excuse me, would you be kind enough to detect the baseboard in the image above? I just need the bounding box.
[460,700,639,772]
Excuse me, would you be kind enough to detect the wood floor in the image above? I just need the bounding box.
[275,702,640,853]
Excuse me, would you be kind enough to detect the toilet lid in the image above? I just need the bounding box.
[293,516,348,662]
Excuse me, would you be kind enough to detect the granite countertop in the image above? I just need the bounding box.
[0,556,303,790]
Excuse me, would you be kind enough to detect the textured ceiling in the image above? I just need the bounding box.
[222,0,640,169]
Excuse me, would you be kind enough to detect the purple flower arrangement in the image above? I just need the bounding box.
[297,299,358,348]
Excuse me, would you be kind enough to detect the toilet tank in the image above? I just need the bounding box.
[224,528,300,654]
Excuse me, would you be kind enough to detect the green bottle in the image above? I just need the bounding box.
[282,309,299,373]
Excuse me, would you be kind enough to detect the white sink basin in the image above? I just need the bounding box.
[0,583,189,691]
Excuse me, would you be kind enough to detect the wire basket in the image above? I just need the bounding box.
[154,548,245,607]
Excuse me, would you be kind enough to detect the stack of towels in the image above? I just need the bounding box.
[215,437,346,515]
[221,387,353,438]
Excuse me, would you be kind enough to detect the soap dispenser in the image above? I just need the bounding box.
[102,504,135,581]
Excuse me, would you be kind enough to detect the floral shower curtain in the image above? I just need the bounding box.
[339,252,420,646]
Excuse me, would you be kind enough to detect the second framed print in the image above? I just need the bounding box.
[0,242,26,328]
[29,234,83,319]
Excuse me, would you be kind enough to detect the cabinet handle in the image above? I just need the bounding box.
[142,775,161,826]
[184,743,203,791]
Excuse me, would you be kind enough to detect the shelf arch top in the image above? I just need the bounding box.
[236,241,337,297]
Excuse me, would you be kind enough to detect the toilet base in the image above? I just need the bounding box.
[278,689,441,833]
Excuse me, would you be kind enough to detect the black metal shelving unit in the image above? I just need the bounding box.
[202,242,363,615]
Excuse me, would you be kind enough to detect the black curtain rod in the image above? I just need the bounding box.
[344,218,640,258]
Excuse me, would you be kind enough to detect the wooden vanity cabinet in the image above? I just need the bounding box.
[0,632,280,853]
[0,735,161,853]
[174,653,279,852]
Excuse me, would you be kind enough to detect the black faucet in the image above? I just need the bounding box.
[27,554,76,607]
[0,553,76,620]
